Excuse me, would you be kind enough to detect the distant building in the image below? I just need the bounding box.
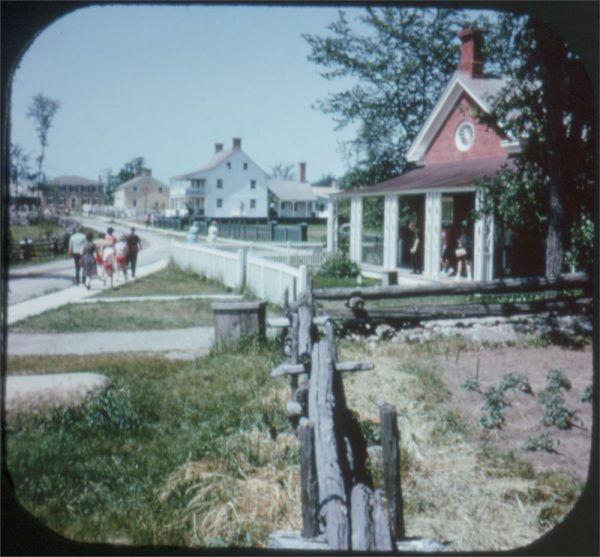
[170,138,269,219]
[268,163,319,219]
[113,169,169,215]
[43,175,104,212]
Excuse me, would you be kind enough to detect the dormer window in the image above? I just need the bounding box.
[217,179,223,189]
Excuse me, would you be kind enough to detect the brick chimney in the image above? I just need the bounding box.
[233,137,241,149]
[299,162,306,183]
[458,28,484,78]
[215,143,223,154]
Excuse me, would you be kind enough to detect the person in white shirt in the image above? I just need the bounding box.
[67,225,86,285]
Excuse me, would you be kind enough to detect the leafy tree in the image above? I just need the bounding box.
[118,156,146,184]
[26,93,61,185]
[304,7,469,189]
[476,14,594,276]
[269,161,296,180]
[9,142,33,196]
[312,173,337,187]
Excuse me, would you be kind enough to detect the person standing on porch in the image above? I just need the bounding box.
[455,222,473,280]
[408,221,421,274]
[207,220,219,245]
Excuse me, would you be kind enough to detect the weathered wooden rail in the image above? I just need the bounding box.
[268,284,406,551]
[313,273,592,325]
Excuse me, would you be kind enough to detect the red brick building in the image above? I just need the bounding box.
[328,28,520,281]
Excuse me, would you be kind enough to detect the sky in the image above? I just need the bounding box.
[9,4,368,186]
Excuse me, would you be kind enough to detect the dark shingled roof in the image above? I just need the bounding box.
[336,156,514,197]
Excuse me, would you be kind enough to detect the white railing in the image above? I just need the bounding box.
[170,240,309,305]
[246,255,307,306]
[170,241,244,290]
[206,238,325,267]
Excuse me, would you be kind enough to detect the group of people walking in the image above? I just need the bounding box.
[68,225,142,289]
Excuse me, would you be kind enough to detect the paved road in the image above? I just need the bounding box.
[7,217,177,305]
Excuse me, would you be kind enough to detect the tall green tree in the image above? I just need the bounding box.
[26,93,61,185]
[117,156,146,184]
[476,14,594,276]
[9,142,33,196]
[304,7,468,189]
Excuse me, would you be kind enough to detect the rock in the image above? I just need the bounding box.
[375,324,395,341]
[5,372,111,420]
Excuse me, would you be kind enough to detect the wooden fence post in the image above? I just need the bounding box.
[379,401,405,541]
[299,418,320,538]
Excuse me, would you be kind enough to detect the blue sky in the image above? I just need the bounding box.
[10,4,367,185]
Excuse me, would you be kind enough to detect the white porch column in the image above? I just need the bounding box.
[349,196,363,264]
[326,198,338,253]
[474,189,495,281]
[424,192,442,276]
[383,194,399,269]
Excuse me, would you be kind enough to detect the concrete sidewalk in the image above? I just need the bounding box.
[7,259,169,325]
[7,327,214,358]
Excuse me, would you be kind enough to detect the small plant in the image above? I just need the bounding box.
[525,433,559,453]
[581,385,593,404]
[499,372,533,395]
[546,368,572,392]
[539,393,581,430]
[480,386,508,429]
[461,377,481,393]
[318,252,360,279]
[537,369,581,430]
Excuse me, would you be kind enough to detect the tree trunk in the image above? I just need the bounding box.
[533,21,568,279]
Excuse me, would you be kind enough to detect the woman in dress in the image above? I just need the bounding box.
[80,231,98,290]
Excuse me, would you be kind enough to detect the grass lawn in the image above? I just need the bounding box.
[5,342,296,547]
[98,262,230,298]
[5,333,588,550]
[312,273,380,289]
[10,222,66,242]
[10,299,217,333]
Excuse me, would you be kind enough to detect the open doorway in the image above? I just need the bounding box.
[397,194,425,271]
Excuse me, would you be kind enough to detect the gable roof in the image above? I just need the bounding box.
[268,180,318,202]
[46,175,101,186]
[406,71,512,164]
[172,148,268,181]
[334,156,514,198]
[115,175,169,191]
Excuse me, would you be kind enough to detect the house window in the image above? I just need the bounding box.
[217,179,223,189]
[71,198,77,208]
[442,196,454,226]
[133,199,137,207]
[158,187,163,193]
[243,162,248,170]
[217,198,223,208]
[250,180,256,189]
[250,199,256,209]
[133,185,138,192]
[227,162,232,170]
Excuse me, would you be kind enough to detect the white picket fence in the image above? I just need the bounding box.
[170,242,245,290]
[246,255,307,306]
[170,240,309,305]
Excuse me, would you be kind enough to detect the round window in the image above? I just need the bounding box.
[455,121,475,151]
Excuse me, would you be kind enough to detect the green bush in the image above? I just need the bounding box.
[525,432,558,453]
[581,385,593,404]
[537,369,581,430]
[318,252,360,279]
